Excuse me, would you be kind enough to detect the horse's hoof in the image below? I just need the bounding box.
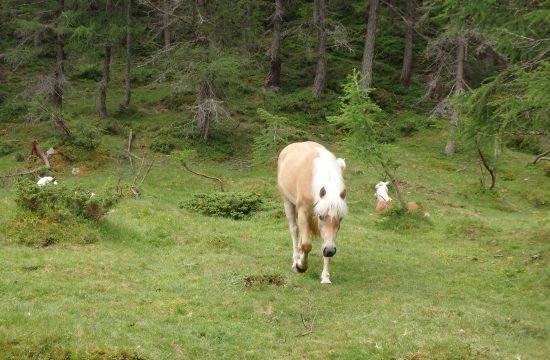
[292,264,307,273]
[320,278,332,284]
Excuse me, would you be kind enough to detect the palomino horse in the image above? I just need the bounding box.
[374,180,430,216]
[277,141,348,284]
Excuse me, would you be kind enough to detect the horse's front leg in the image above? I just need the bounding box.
[283,199,300,271]
[295,207,311,273]
[321,257,331,284]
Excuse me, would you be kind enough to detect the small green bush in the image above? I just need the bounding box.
[523,189,549,208]
[150,138,176,154]
[68,121,105,150]
[0,100,26,123]
[15,178,121,221]
[181,192,264,219]
[0,140,18,156]
[74,64,102,81]
[376,207,433,232]
[506,134,542,155]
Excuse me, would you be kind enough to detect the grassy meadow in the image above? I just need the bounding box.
[1,103,549,360]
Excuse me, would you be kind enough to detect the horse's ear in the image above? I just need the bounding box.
[337,158,346,172]
[384,181,390,186]
[319,187,326,198]
[340,189,346,200]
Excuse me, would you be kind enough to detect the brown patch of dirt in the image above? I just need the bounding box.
[49,155,69,172]
[88,349,148,360]
[244,274,286,287]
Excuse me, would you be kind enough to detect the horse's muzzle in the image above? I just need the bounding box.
[323,246,336,257]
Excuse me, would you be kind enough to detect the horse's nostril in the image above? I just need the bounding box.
[323,247,336,257]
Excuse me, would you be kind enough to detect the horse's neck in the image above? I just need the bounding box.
[375,191,391,202]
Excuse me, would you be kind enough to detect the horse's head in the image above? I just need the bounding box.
[374,181,391,202]
[314,186,347,258]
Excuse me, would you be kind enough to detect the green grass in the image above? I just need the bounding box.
[1,124,549,359]
[1,77,549,359]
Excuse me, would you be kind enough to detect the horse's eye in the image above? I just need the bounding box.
[318,215,325,221]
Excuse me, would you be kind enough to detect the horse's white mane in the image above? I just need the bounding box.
[312,147,348,218]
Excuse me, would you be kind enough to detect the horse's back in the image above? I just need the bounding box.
[278,142,324,206]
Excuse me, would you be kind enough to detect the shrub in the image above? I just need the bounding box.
[0,140,18,156]
[68,121,105,150]
[150,137,176,154]
[181,192,264,219]
[523,189,549,208]
[506,134,542,155]
[252,108,307,164]
[74,64,102,81]
[376,207,433,232]
[15,178,121,221]
[0,100,26,123]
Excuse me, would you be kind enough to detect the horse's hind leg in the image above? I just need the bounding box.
[283,199,301,272]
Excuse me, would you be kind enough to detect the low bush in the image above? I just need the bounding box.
[150,138,176,154]
[15,178,121,221]
[0,140,18,156]
[181,192,264,219]
[523,189,548,208]
[376,206,433,232]
[506,134,543,155]
[0,100,26,123]
[73,64,102,81]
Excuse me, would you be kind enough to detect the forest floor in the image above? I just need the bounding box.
[0,82,549,359]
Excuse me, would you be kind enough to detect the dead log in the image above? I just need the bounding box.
[31,140,50,168]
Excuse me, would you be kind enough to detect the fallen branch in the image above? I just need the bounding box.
[0,166,45,179]
[295,308,317,337]
[130,155,155,199]
[127,129,133,166]
[182,162,224,192]
[533,149,550,164]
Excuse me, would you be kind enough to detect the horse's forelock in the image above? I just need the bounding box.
[314,193,348,219]
[312,147,348,219]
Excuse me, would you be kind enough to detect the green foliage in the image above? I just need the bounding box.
[150,138,176,154]
[173,149,198,165]
[327,69,384,162]
[15,178,121,221]
[376,207,434,232]
[523,189,549,209]
[0,140,18,156]
[252,108,307,165]
[458,63,550,172]
[73,63,102,81]
[0,99,26,123]
[68,121,105,150]
[506,134,543,155]
[181,192,264,220]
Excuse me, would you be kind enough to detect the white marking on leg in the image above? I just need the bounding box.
[320,257,331,284]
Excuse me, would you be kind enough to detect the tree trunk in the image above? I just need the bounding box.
[121,0,131,109]
[197,80,212,141]
[445,35,466,156]
[99,0,113,119]
[312,0,327,97]
[264,0,283,89]
[52,0,64,109]
[381,162,408,212]
[399,0,415,87]
[162,0,171,49]
[360,0,380,90]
